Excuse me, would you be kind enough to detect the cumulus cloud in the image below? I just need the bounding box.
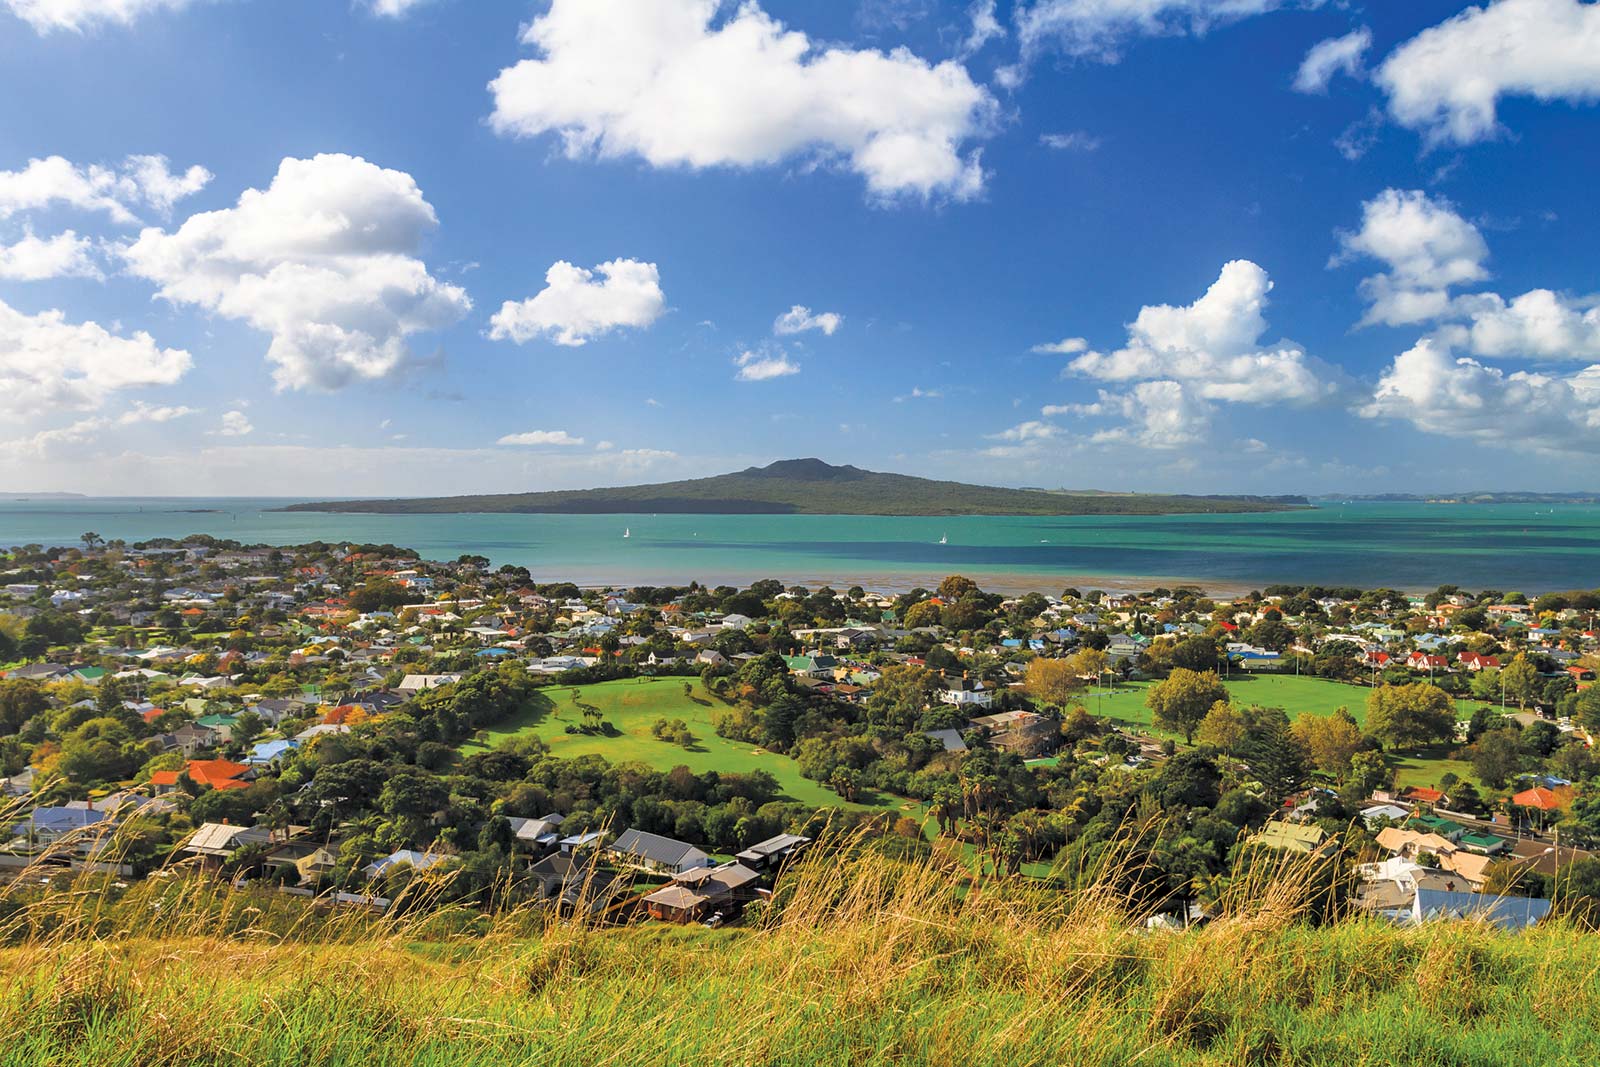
[1293,27,1371,93]
[1332,188,1489,326]
[1456,288,1600,360]
[487,0,997,202]
[121,153,471,391]
[0,229,99,280]
[734,347,800,381]
[773,305,842,336]
[1362,337,1600,453]
[2,0,209,32]
[488,259,664,347]
[0,154,211,224]
[217,409,252,436]
[497,429,586,447]
[894,386,942,402]
[1031,336,1087,354]
[0,296,190,414]
[1055,381,1212,449]
[1067,260,1335,404]
[1016,0,1287,63]
[1377,0,1600,146]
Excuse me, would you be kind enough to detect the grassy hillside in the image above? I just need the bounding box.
[465,678,918,816]
[282,459,1310,516]
[2,846,1596,1066]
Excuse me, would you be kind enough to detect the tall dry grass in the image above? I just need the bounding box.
[1,816,1597,1064]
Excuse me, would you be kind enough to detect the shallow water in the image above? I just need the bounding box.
[3,498,1598,594]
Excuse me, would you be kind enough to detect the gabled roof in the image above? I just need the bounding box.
[1511,786,1564,811]
[609,828,708,869]
[1413,889,1550,930]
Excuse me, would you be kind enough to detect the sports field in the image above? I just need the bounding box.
[468,677,918,817]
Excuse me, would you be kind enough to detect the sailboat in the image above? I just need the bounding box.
[623,528,630,539]
[938,533,948,545]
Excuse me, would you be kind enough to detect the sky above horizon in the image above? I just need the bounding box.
[2,0,1599,498]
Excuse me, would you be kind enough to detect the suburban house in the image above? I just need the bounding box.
[968,710,1057,756]
[606,828,712,875]
[363,849,450,879]
[1251,821,1330,854]
[151,759,253,794]
[507,814,566,851]
[642,862,762,923]
[734,832,812,872]
[1407,888,1551,931]
[182,822,275,864]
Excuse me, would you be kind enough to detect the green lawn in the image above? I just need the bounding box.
[1090,674,1480,734]
[1087,673,1485,789]
[469,678,918,818]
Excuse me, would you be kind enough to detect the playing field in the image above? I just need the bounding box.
[1088,673,1487,789]
[468,677,918,817]
[1089,673,1481,733]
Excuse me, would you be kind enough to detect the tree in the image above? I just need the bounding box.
[936,575,980,602]
[1366,683,1456,750]
[1023,657,1083,709]
[230,711,265,748]
[1195,701,1248,753]
[0,680,47,735]
[1471,728,1525,790]
[1243,707,1309,806]
[865,665,940,733]
[1291,710,1363,782]
[1502,653,1539,710]
[1575,686,1600,737]
[1146,668,1229,744]
[1342,749,1391,805]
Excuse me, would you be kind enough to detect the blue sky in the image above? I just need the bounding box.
[1,0,1598,497]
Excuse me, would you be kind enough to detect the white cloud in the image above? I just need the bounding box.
[1031,336,1087,354]
[489,259,664,347]
[1377,0,1600,146]
[989,419,1059,442]
[1293,27,1371,93]
[217,409,252,436]
[0,229,99,280]
[9,401,195,458]
[894,386,942,401]
[496,429,586,447]
[734,347,800,381]
[122,153,471,391]
[1332,188,1489,326]
[1017,0,1287,63]
[0,296,190,413]
[0,154,211,224]
[2,0,207,32]
[1063,380,1212,449]
[1039,131,1101,151]
[1362,337,1600,453]
[487,0,997,202]
[959,0,1005,57]
[773,304,842,336]
[1067,260,1335,404]
[366,0,433,16]
[1456,288,1600,361]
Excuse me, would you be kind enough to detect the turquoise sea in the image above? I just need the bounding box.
[2,498,1599,594]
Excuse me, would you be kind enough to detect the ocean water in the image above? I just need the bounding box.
[2,498,1599,595]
